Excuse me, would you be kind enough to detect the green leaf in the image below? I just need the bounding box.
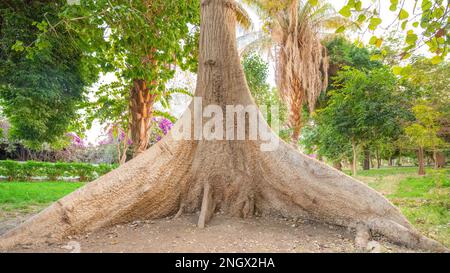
[375,38,383,48]
[355,1,362,11]
[430,55,443,64]
[370,54,382,61]
[421,0,432,11]
[401,20,407,30]
[368,17,382,31]
[412,21,419,27]
[369,35,378,45]
[308,0,318,6]
[399,9,409,20]
[357,14,367,24]
[401,52,411,60]
[392,66,403,75]
[335,26,346,33]
[339,6,352,18]
[389,0,398,11]
[12,40,25,52]
[405,32,418,45]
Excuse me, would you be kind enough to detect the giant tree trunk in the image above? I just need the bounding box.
[0,0,446,252]
[129,79,157,157]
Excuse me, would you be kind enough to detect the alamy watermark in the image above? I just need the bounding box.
[171,97,280,152]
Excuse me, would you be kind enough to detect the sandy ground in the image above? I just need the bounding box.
[1,213,415,253]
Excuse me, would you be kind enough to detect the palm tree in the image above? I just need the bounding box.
[241,0,352,144]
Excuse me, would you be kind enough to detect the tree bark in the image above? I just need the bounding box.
[0,0,446,252]
[351,139,357,176]
[376,148,381,169]
[129,79,157,157]
[418,147,426,176]
[432,150,438,169]
[363,148,370,171]
[436,152,446,168]
[332,161,342,171]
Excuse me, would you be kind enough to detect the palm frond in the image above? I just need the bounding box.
[234,1,253,30]
[238,31,273,57]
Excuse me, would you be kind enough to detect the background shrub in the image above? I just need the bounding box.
[0,160,117,182]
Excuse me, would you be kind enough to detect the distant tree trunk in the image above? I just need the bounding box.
[351,138,357,176]
[332,161,342,171]
[129,79,157,157]
[436,152,446,168]
[376,148,381,169]
[363,148,370,170]
[117,134,130,165]
[432,150,438,169]
[388,157,393,167]
[418,147,426,176]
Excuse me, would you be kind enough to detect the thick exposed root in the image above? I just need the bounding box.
[0,136,447,252]
[254,140,448,252]
[355,224,371,251]
[0,136,191,250]
[198,183,214,228]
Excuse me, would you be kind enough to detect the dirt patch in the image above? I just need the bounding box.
[0,211,38,236]
[3,214,416,253]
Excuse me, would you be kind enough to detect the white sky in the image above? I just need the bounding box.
[85,0,426,144]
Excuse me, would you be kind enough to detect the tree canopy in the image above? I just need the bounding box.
[0,0,99,148]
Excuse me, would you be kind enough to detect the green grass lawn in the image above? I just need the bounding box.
[0,182,85,219]
[356,167,450,247]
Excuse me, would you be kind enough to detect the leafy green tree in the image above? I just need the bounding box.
[242,54,271,107]
[325,36,382,78]
[397,58,450,166]
[317,36,382,110]
[404,103,446,174]
[0,0,99,148]
[242,53,288,139]
[301,116,352,170]
[313,67,402,175]
[57,0,201,156]
[62,0,251,156]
